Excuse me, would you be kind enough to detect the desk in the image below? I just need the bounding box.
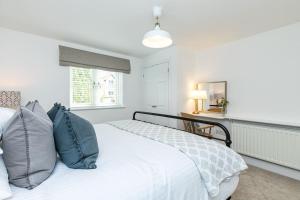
[181,112,227,123]
[183,112,300,128]
[189,112,225,119]
[180,112,231,136]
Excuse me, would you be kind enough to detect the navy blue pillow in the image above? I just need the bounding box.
[53,107,99,169]
[47,103,61,122]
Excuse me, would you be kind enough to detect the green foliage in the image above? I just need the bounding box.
[71,68,93,104]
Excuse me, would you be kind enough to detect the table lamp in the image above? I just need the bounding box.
[191,89,200,114]
[198,90,208,112]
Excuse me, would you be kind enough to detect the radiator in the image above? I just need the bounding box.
[231,121,300,170]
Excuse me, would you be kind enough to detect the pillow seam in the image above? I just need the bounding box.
[20,109,32,189]
[31,101,37,112]
[65,112,85,161]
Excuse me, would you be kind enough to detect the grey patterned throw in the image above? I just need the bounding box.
[108,120,247,197]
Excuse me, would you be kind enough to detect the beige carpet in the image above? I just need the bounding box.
[232,165,300,200]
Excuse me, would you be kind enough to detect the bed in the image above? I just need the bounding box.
[9,111,246,200]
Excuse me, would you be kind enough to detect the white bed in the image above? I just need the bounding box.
[10,123,240,200]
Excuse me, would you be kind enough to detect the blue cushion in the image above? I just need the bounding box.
[53,107,99,169]
[47,103,61,122]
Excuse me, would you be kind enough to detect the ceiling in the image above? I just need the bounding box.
[0,0,299,57]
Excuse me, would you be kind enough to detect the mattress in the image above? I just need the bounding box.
[9,123,239,200]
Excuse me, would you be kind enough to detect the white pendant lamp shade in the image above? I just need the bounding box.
[143,6,173,48]
[143,25,173,48]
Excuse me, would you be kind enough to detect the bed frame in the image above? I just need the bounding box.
[133,111,232,147]
[133,111,233,200]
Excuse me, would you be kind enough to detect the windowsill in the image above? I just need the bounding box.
[70,105,126,111]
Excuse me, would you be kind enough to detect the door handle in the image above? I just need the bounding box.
[152,105,157,108]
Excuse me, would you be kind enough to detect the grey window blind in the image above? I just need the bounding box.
[59,46,131,74]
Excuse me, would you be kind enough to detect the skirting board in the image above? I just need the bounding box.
[242,155,300,181]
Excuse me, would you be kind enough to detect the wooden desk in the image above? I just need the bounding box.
[187,112,225,119]
[181,112,230,138]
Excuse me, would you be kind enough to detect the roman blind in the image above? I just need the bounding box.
[59,46,131,74]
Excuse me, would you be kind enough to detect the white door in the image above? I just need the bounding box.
[143,62,169,125]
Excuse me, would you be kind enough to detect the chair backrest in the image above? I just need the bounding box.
[180,112,195,133]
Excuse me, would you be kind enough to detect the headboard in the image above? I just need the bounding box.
[0,91,21,109]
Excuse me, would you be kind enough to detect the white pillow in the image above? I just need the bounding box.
[0,107,16,137]
[0,108,15,199]
[0,156,12,199]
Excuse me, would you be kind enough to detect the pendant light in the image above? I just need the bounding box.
[142,6,173,48]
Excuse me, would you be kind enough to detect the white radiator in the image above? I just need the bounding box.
[231,121,300,170]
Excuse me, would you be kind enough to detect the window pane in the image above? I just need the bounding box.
[94,70,119,106]
[70,67,122,108]
[71,67,93,106]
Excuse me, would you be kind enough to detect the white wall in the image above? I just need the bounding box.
[175,47,197,114]
[0,28,143,124]
[187,23,300,125]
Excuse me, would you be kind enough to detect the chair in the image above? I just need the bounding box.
[180,112,214,138]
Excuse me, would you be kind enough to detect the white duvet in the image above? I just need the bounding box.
[9,122,240,200]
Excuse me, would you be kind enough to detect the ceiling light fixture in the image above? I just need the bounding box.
[142,6,173,49]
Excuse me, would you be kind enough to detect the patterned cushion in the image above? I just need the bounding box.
[2,105,56,189]
[53,107,99,169]
[0,91,21,109]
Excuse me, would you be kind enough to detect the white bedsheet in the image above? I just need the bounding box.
[9,123,236,200]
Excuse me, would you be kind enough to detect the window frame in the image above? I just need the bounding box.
[69,67,124,110]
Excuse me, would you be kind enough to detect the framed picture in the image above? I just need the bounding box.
[197,81,227,113]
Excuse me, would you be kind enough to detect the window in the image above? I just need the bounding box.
[70,67,123,108]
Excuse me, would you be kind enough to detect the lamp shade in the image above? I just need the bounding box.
[143,25,173,48]
[198,90,208,100]
[191,90,201,99]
